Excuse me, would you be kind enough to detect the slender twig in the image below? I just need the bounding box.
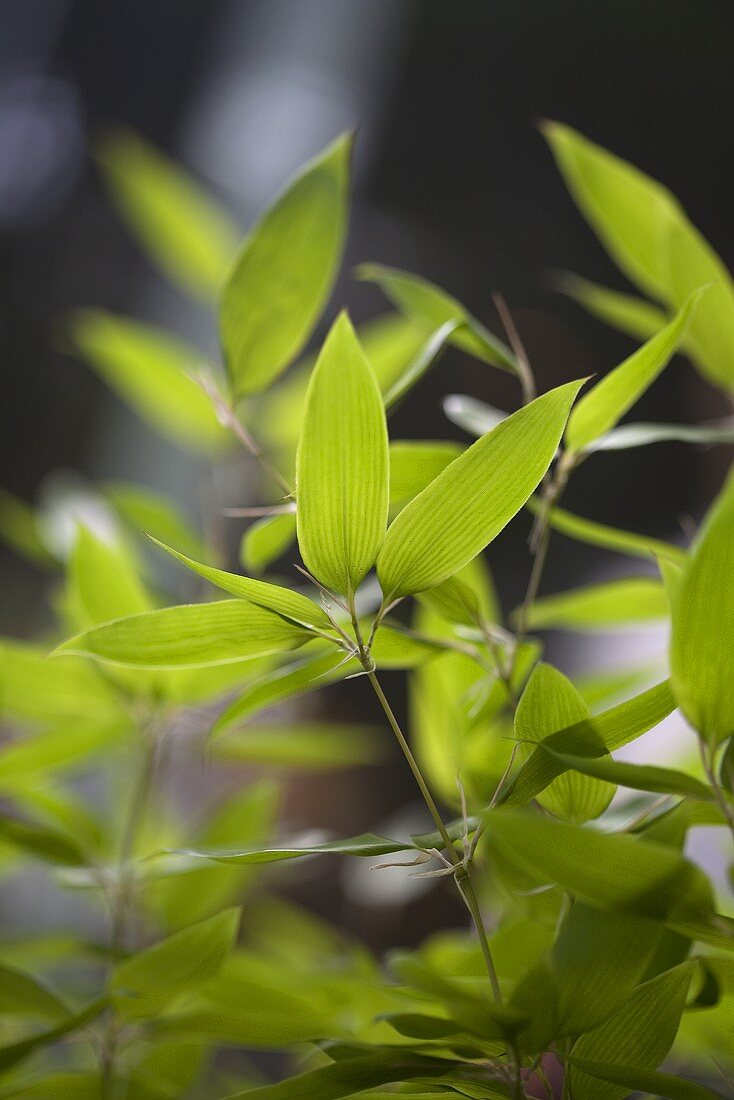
[492,292,536,406]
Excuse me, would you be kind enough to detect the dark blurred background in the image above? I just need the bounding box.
[1,0,732,941]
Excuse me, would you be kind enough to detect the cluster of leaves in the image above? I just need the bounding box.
[1,121,734,1098]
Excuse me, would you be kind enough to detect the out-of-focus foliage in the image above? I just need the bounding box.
[0,125,731,1100]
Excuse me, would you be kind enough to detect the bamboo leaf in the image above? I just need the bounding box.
[296,312,389,596]
[528,499,686,564]
[69,310,226,452]
[481,810,714,922]
[111,909,240,1019]
[356,263,515,370]
[0,964,70,1021]
[565,1057,726,1100]
[389,441,462,513]
[66,527,153,629]
[540,748,716,802]
[589,417,734,452]
[544,121,734,392]
[150,538,334,633]
[239,512,297,575]
[164,833,419,866]
[565,290,703,454]
[517,577,668,631]
[671,467,734,743]
[554,271,668,341]
[443,394,507,438]
[52,600,309,669]
[104,481,208,562]
[97,128,237,299]
[514,663,614,823]
[0,488,55,570]
[378,380,584,598]
[211,723,385,769]
[503,680,677,808]
[383,320,458,409]
[0,998,105,1075]
[221,133,352,397]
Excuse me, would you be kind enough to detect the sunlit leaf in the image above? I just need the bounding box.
[515,663,614,822]
[443,394,507,438]
[0,640,121,723]
[69,310,226,452]
[545,121,734,392]
[589,417,734,452]
[104,481,208,563]
[356,263,515,370]
[66,526,153,629]
[296,312,389,596]
[151,538,334,633]
[528,499,686,564]
[671,468,734,743]
[0,488,55,570]
[164,832,418,866]
[389,441,462,513]
[53,600,309,669]
[221,133,352,397]
[97,128,237,298]
[383,320,459,409]
[378,380,584,598]
[565,289,703,454]
[540,747,716,803]
[239,512,297,574]
[518,576,668,631]
[211,723,385,769]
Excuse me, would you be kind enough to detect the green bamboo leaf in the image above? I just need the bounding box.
[224,1051,456,1100]
[568,962,696,1100]
[0,964,70,1021]
[554,271,668,341]
[517,577,668,631]
[66,526,153,629]
[211,723,385,769]
[296,312,389,596]
[0,1072,104,1098]
[503,680,676,809]
[221,133,352,398]
[515,664,614,823]
[565,1057,725,1100]
[565,289,703,454]
[111,909,240,1019]
[383,320,459,409]
[239,512,297,574]
[97,128,237,298]
[0,999,105,1075]
[540,748,716,803]
[69,310,226,452]
[528,499,686,564]
[671,468,734,743]
[0,640,121,723]
[589,417,734,452]
[417,556,500,628]
[544,121,734,392]
[164,833,418,866]
[150,538,334,633]
[0,813,88,866]
[378,380,584,598]
[355,263,515,370]
[389,441,462,513]
[53,600,309,669]
[480,810,713,922]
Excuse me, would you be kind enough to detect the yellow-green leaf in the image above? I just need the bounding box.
[221,133,352,398]
[671,467,734,743]
[554,271,668,341]
[518,576,668,632]
[565,289,703,453]
[296,312,389,597]
[53,600,308,669]
[378,380,584,599]
[527,499,686,565]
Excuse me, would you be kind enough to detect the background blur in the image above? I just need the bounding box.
[1,0,733,941]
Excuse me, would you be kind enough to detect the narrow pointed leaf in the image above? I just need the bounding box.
[211,723,385,769]
[151,538,334,632]
[589,417,734,452]
[383,320,458,409]
[545,120,734,392]
[165,833,419,866]
[221,133,352,397]
[565,289,703,453]
[0,964,70,1021]
[69,310,226,452]
[356,263,515,370]
[224,1052,456,1099]
[515,663,614,822]
[503,680,677,808]
[527,499,686,564]
[481,810,713,921]
[565,1058,725,1100]
[389,441,462,513]
[0,998,105,1075]
[540,747,716,802]
[53,600,309,669]
[239,512,297,574]
[517,577,668,631]
[671,467,734,743]
[97,129,237,298]
[443,394,507,437]
[67,526,153,628]
[554,271,668,341]
[296,312,389,596]
[378,380,584,598]
[104,481,208,562]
